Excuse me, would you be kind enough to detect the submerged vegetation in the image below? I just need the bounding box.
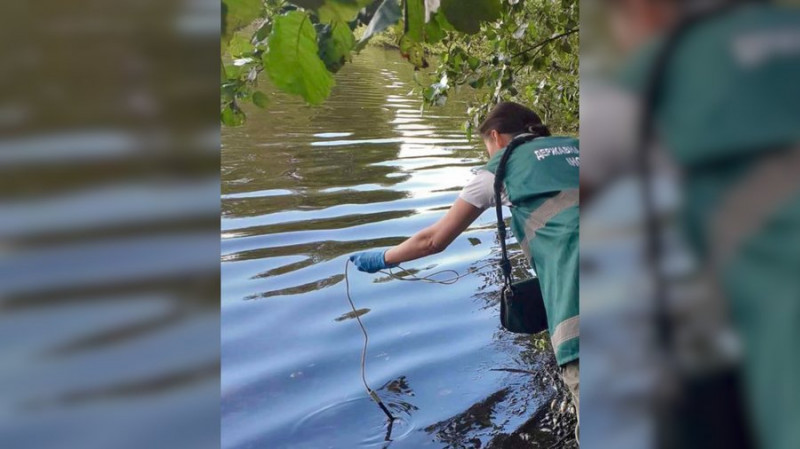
[221,0,578,134]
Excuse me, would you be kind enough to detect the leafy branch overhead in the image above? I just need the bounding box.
[264,11,334,105]
[221,0,578,134]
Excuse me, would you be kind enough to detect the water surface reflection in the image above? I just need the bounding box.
[221,47,561,448]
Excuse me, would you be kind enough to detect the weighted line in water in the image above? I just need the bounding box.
[343,259,496,423]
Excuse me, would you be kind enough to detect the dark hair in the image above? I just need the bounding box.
[478,102,551,138]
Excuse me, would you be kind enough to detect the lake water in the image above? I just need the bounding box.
[221,47,564,449]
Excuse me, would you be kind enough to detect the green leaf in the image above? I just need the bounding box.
[252,91,269,108]
[433,8,455,31]
[292,0,325,8]
[468,76,485,89]
[423,9,451,43]
[319,21,355,72]
[255,20,272,41]
[295,0,372,23]
[321,0,372,23]
[222,82,237,102]
[227,33,254,57]
[424,18,443,43]
[221,102,246,126]
[440,0,500,34]
[404,0,425,42]
[264,11,335,105]
[223,63,243,80]
[399,35,426,69]
[357,0,402,47]
[222,0,264,43]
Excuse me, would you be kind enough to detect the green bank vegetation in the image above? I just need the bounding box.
[222,0,577,134]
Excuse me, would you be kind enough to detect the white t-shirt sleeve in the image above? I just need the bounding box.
[459,169,510,210]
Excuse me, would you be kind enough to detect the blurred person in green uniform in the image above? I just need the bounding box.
[584,1,800,448]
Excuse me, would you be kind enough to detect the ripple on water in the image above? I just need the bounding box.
[222,46,542,449]
[291,396,416,448]
[313,132,354,138]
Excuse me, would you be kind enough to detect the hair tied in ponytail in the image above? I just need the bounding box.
[526,123,551,138]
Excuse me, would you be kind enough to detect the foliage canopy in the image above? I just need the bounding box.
[221,0,577,135]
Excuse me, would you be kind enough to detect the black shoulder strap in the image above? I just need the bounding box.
[638,2,737,346]
[494,134,537,288]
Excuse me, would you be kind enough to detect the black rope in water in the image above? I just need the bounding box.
[344,259,395,422]
[343,259,497,422]
[381,262,495,284]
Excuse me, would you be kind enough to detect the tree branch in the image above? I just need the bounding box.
[511,28,578,59]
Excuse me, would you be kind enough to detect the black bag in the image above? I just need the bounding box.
[494,135,548,335]
[500,278,549,334]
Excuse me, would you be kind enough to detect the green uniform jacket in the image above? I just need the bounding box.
[619,5,800,448]
[486,135,580,366]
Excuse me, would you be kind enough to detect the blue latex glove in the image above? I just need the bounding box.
[349,250,394,273]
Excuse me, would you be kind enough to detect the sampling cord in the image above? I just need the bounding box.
[343,259,496,421]
[344,259,395,420]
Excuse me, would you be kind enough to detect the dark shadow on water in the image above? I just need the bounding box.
[253,257,315,278]
[424,387,513,447]
[243,273,345,300]
[227,236,407,263]
[230,209,417,238]
[334,307,371,322]
[378,376,419,445]
[421,371,578,449]
[223,188,411,219]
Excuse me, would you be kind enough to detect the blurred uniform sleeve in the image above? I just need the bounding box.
[581,3,800,449]
[579,81,641,188]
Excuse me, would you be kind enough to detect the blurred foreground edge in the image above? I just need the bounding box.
[581,1,800,449]
[0,1,221,448]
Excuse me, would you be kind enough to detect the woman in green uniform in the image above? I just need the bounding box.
[349,102,580,412]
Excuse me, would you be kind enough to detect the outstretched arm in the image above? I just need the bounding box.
[384,198,484,266]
